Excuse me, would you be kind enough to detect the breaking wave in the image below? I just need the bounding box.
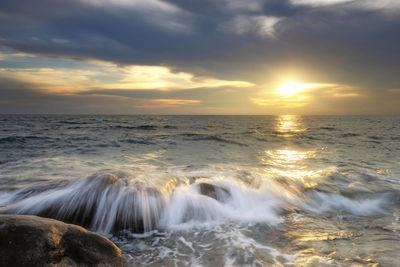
[0,171,392,235]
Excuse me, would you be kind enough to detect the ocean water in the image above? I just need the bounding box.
[0,114,399,266]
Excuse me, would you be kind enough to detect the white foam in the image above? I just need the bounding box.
[178,236,195,252]
[158,178,288,230]
[304,191,388,215]
[216,227,296,266]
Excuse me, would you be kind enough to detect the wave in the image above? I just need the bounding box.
[163,125,178,129]
[319,127,337,131]
[0,174,287,234]
[0,135,48,144]
[341,133,360,138]
[114,125,158,130]
[181,133,247,147]
[304,191,390,216]
[57,121,89,125]
[119,138,155,145]
[0,172,393,235]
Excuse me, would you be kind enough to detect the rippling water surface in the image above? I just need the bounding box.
[0,115,399,266]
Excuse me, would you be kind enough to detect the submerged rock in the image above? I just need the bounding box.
[198,183,231,201]
[0,215,122,267]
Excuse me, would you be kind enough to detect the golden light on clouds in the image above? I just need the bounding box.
[252,81,363,111]
[106,65,254,90]
[333,93,361,97]
[132,98,201,109]
[252,96,309,108]
[251,81,316,108]
[0,50,375,114]
[0,67,96,93]
[0,61,254,93]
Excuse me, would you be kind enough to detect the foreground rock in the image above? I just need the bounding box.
[0,215,122,267]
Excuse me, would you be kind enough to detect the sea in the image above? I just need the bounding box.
[0,114,399,266]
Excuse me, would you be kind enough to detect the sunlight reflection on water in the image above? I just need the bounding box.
[260,115,321,186]
[275,114,306,137]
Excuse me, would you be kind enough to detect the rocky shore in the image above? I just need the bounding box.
[0,215,123,266]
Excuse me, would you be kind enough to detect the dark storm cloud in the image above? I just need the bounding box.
[0,0,311,72]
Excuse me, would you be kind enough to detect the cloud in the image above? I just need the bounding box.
[0,53,254,93]
[130,98,201,109]
[79,0,180,11]
[223,0,265,12]
[289,0,353,7]
[77,0,193,32]
[290,0,400,13]
[51,39,70,44]
[0,78,202,114]
[1,0,399,87]
[109,65,254,90]
[332,93,361,97]
[1,0,400,114]
[252,96,309,108]
[220,15,282,37]
[252,82,364,109]
[355,0,400,14]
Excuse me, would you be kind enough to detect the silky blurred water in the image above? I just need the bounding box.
[0,115,399,266]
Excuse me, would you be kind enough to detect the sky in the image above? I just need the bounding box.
[0,0,400,115]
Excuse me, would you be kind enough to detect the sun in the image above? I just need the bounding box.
[276,82,313,97]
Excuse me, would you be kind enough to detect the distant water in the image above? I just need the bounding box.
[0,115,399,266]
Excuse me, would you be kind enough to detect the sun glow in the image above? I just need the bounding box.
[276,82,314,96]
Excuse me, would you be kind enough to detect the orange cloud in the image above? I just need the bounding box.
[132,98,201,109]
[333,93,361,97]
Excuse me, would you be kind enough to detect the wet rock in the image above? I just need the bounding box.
[112,187,164,233]
[2,175,165,234]
[198,183,230,201]
[0,215,122,267]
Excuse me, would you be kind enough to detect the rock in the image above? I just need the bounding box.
[198,183,230,201]
[0,215,122,267]
[111,187,164,234]
[2,175,165,234]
